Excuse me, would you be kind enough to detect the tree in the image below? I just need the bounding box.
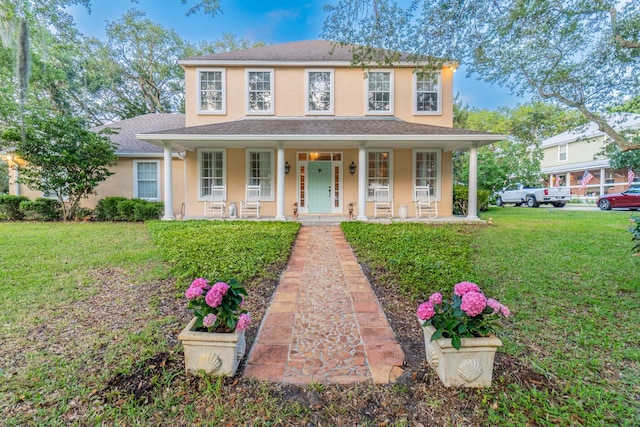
[323,0,640,151]
[454,102,584,191]
[2,113,117,220]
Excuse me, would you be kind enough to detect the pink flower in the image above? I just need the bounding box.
[205,287,223,308]
[417,302,435,321]
[239,295,245,307]
[236,313,251,331]
[211,282,230,296]
[460,291,487,317]
[203,314,217,327]
[501,304,511,317]
[454,281,481,297]
[190,278,209,289]
[428,292,442,305]
[185,287,203,300]
[487,298,501,314]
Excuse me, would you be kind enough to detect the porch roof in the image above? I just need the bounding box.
[137,117,505,152]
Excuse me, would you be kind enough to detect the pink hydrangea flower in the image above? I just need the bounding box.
[417,302,435,321]
[203,313,217,327]
[460,291,487,317]
[205,287,224,308]
[185,286,203,300]
[190,278,209,289]
[454,281,481,297]
[487,298,501,314]
[211,282,230,296]
[236,313,251,331]
[501,304,511,317]
[428,292,442,305]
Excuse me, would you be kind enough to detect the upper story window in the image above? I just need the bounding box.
[558,144,567,162]
[366,71,394,115]
[306,70,334,115]
[247,69,274,114]
[134,160,160,200]
[414,72,441,115]
[198,149,226,200]
[198,69,226,114]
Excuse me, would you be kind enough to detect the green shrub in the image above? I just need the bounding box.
[95,196,128,221]
[116,199,138,221]
[0,195,29,220]
[133,201,163,221]
[453,185,490,215]
[19,198,62,221]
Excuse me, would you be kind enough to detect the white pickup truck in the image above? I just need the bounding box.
[494,183,571,208]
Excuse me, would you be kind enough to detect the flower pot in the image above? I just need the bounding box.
[178,317,246,377]
[419,323,502,388]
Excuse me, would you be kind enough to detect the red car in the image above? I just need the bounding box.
[597,186,640,210]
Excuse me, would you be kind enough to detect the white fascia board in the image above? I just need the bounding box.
[116,152,166,158]
[179,60,422,68]
[136,133,507,143]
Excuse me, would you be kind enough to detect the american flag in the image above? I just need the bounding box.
[580,170,594,192]
[629,169,636,187]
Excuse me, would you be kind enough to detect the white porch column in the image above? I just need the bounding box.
[357,142,368,220]
[162,141,175,220]
[12,161,20,196]
[467,143,479,220]
[600,167,606,196]
[275,143,286,220]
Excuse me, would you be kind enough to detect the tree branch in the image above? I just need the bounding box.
[610,7,640,49]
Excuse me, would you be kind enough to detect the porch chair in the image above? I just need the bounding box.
[415,185,437,218]
[373,184,394,218]
[240,185,261,218]
[204,185,226,218]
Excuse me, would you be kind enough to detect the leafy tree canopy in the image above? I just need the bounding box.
[323,0,640,151]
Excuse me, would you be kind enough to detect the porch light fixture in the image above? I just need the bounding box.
[285,161,290,175]
[349,161,357,176]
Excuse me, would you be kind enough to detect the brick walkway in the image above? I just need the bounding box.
[243,226,404,384]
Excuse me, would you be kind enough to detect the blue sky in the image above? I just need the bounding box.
[69,0,527,110]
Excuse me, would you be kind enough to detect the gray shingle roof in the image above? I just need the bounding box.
[144,117,495,137]
[181,40,412,63]
[92,114,185,154]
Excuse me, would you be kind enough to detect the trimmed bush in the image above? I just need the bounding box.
[95,196,128,221]
[453,185,490,215]
[0,195,29,220]
[19,198,62,221]
[133,201,163,222]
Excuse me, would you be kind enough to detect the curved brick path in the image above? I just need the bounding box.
[243,226,405,384]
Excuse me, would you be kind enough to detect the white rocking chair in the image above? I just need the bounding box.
[240,185,261,218]
[373,184,394,218]
[204,185,226,218]
[415,185,437,218]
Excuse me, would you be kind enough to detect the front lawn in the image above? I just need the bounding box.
[0,211,637,425]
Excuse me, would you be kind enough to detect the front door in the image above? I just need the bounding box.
[307,161,332,213]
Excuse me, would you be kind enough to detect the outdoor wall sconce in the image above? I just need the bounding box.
[285,161,291,175]
[349,161,357,176]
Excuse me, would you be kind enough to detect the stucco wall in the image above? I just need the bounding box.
[542,136,606,168]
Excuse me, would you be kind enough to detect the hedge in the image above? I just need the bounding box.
[0,195,29,220]
[95,197,163,221]
[19,198,62,221]
[453,185,490,215]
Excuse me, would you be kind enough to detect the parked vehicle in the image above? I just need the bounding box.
[495,183,571,208]
[597,186,640,210]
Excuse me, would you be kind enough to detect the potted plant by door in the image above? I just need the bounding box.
[416,281,511,387]
[178,278,251,377]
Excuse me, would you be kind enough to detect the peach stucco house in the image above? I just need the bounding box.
[136,40,503,220]
[8,40,504,220]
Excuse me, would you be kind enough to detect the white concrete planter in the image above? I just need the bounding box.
[420,323,502,388]
[178,317,246,377]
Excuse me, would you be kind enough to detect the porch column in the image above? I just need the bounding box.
[467,143,479,220]
[12,160,20,196]
[275,143,286,221]
[162,141,175,220]
[357,142,368,220]
[600,167,606,196]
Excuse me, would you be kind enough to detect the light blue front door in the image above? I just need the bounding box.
[308,161,332,213]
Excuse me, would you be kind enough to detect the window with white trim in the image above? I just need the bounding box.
[414,72,441,114]
[367,150,392,198]
[247,69,274,114]
[198,69,226,114]
[558,144,567,162]
[366,71,393,114]
[134,160,160,200]
[247,150,274,200]
[199,150,225,199]
[413,150,441,200]
[306,70,334,114]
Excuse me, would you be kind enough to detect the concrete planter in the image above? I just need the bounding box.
[420,323,502,388]
[178,317,246,377]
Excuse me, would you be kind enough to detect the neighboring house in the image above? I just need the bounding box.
[540,113,640,198]
[8,114,187,209]
[136,40,503,220]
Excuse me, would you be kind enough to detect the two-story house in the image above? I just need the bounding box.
[136,40,503,220]
[540,113,640,198]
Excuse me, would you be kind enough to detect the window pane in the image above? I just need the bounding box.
[199,71,223,111]
[249,151,272,198]
[308,71,332,112]
[136,162,158,199]
[368,72,391,112]
[416,73,438,112]
[201,152,224,197]
[415,151,438,196]
[367,151,390,197]
[248,71,272,111]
